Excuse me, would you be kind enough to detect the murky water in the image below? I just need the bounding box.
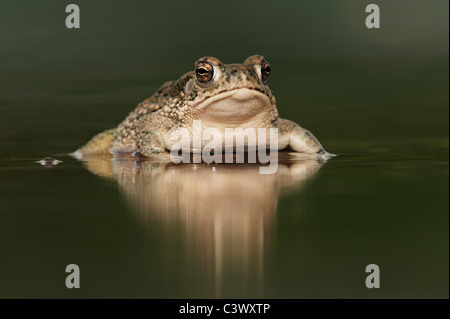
[0,0,448,298]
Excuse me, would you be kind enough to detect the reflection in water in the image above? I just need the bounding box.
[80,154,325,297]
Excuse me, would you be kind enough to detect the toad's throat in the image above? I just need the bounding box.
[193,88,274,124]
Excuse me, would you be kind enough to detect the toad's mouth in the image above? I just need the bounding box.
[192,88,275,124]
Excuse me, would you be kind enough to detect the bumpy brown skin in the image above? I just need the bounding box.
[76,55,328,158]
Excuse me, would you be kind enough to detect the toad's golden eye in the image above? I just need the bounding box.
[195,62,214,83]
[261,60,271,81]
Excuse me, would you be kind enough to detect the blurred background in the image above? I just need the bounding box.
[0,0,448,153]
[0,0,448,298]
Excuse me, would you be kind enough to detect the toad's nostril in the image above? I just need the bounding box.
[231,69,238,75]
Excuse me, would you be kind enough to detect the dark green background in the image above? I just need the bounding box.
[0,0,448,298]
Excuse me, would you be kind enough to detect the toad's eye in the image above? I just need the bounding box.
[261,60,271,81]
[195,62,214,83]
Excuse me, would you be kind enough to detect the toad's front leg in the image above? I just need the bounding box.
[135,114,172,156]
[277,118,329,155]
